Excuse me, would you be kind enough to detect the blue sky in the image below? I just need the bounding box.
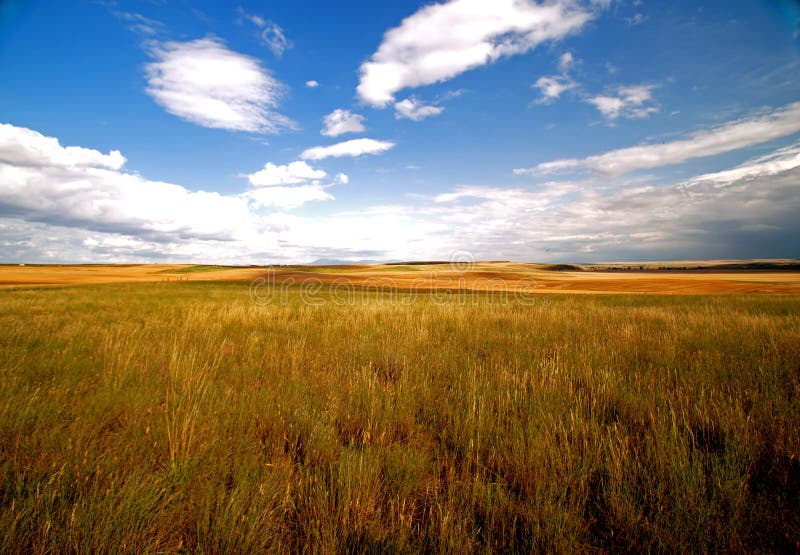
[0,0,798,263]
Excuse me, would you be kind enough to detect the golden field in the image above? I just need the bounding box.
[1,265,799,552]
[2,261,799,294]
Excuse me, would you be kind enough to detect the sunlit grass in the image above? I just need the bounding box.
[1,282,798,552]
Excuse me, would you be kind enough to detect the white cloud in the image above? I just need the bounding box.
[533,75,576,103]
[237,7,266,28]
[532,51,578,103]
[243,184,333,210]
[557,51,574,72]
[585,84,658,120]
[626,13,647,26]
[394,97,444,121]
[321,109,366,137]
[258,23,291,57]
[0,124,126,170]
[0,123,341,252]
[144,37,293,133]
[684,143,800,187]
[516,102,800,176]
[0,123,255,240]
[246,161,328,186]
[516,157,580,175]
[428,146,800,260]
[237,8,292,57]
[3,122,798,264]
[357,0,594,107]
[113,11,163,36]
[300,138,396,160]
[305,80,319,88]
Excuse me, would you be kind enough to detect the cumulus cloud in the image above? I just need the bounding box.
[321,109,366,137]
[3,122,798,264]
[246,161,328,186]
[0,123,340,251]
[144,37,293,133]
[394,97,444,121]
[305,80,319,88]
[585,84,658,120]
[242,159,347,209]
[357,0,594,107]
[515,101,800,175]
[300,138,396,160]
[0,124,126,170]
[242,185,333,210]
[0,124,253,240]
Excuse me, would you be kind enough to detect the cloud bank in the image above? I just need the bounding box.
[1,122,798,264]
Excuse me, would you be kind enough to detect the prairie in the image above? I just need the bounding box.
[2,261,800,294]
[1,279,799,552]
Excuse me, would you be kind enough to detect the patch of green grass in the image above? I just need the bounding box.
[1,283,798,552]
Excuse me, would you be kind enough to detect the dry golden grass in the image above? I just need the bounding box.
[1,282,798,552]
[0,264,264,287]
[2,262,799,294]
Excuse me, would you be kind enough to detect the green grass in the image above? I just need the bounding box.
[1,282,799,553]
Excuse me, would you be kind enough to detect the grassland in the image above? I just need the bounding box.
[2,261,800,294]
[1,279,799,553]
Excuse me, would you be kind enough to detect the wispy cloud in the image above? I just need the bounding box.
[625,12,647,26]
[585,84,659,120]
[236,7,292,57]
[532,51,578,104]
[115,10,163,35]
[300,138,396,160]
[144,38,294,133]
[533,75,577,103]
[394,97,444,121]
[515,101,800,176]
[557,52,574,72]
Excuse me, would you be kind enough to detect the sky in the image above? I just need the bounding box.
[0,0,798,264]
